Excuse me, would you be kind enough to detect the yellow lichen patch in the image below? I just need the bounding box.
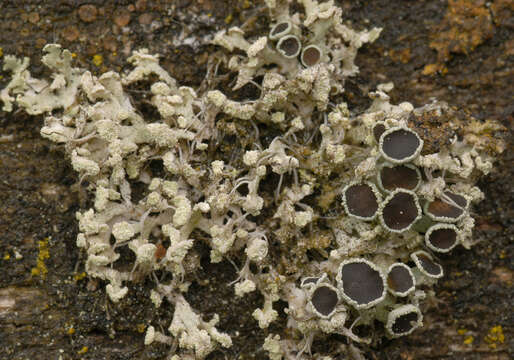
[31,238,50,278]
[225,14,233,24]
[388,48,411,64]
[92,54,103,67]
[457,327,474,345]
[67,326,76,335]
[3,252,10,260]
[463,335,474,345]
[73,272,87,281]
[0,47,3,58]
[137,323,146,333]
[485,325,505,349]
[422,63,448,76]
[77,346,88,355]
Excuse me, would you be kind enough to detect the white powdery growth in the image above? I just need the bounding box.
[169,295,232,358]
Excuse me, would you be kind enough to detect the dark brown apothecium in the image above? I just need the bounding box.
[379,126,423,164]
[425,191,468,222]
[411,250,443,279]
[336,258,386,309]
[372,121,387,143]
[342,182,381,221]
[425,223,459,253]
[310,283,339,318]
[377,163,422,193]
[276,35,301,58]
[269,21,292,40]
[379,189,421,233]
[386,263,415,297]
[301,45,322,67]
[386,304,423,337]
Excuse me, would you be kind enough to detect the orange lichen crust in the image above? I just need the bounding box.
[429,0,494,63]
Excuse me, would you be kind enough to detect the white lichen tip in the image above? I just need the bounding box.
[144,325,156,345]
[169,295,232,358]
[245,236,268,262]
[386,304,423,338]
[112,221,136,242]
[235,279,256,297]
[253,299,279,329]
[247,36,268,58]
[263,334,283,360]
[106,283,129,303]
[243,150,261,166]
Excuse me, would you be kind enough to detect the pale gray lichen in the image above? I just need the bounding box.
[0,0,505,359]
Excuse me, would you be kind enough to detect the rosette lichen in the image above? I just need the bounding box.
[1,0,505,359]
